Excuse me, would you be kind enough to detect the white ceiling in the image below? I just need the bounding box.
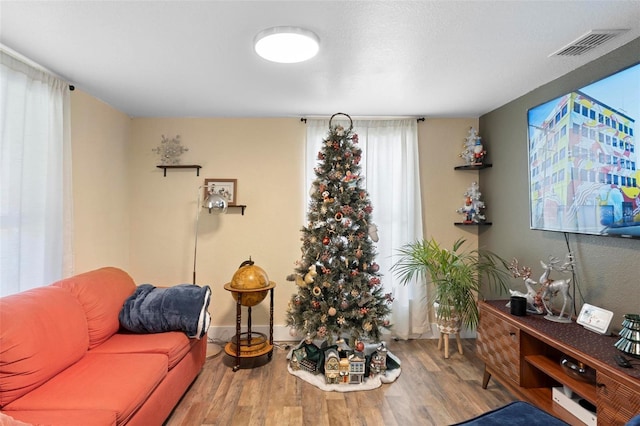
[1,1,639,118]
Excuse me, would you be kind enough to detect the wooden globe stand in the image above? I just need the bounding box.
[223,285,276,371]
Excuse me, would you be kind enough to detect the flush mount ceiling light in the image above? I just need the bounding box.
[254,26,319,63]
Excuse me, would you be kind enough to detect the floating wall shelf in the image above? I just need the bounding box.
[157,165,202,176]
[229,205,247,215]
[454,164,493,171]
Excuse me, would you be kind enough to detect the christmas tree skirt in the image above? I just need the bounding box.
[286,341,401,392]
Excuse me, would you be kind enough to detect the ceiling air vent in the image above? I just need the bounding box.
[550,29,628,57]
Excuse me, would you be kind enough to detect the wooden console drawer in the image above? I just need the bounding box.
[477,306,520,385]
[596,371,640,426]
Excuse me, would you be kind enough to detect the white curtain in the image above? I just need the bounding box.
[0,50,73,297]
[305,117,428,339]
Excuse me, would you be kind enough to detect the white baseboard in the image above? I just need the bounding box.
[207,323,477,343]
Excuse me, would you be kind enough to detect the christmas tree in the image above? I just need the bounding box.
[286,114,392,346]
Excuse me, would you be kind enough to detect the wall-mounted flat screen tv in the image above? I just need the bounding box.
[528,62,640,238]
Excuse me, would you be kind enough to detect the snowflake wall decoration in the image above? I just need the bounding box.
[152,135,188,165]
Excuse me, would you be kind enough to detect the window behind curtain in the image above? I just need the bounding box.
[305,118,429,339]
[0,50,73,297]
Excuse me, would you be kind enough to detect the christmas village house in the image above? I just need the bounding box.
[324,349,341,384]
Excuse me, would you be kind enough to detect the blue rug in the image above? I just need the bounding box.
[452,401,569,425]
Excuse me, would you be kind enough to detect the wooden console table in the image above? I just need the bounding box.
[477,300,640,425]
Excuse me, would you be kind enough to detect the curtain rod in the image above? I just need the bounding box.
[0,43,75,91]
[301,116,425,123]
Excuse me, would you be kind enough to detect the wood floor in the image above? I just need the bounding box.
[164,338,517,426]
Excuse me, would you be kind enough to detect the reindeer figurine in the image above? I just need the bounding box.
[507,259,544,314]
[538,254,574,323]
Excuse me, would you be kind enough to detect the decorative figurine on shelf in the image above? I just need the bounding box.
[459,127,486,166]
[472,138,486,165]
[507,259,545,314]
[457,181,486,223]
[538,254,575,323]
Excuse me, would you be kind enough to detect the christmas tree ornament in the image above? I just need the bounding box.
[368,223,379,242]
[317,326,327,337]
[304,265,317,284]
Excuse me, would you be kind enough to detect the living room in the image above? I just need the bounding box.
[69,36,640,343]
[1,1,640,425]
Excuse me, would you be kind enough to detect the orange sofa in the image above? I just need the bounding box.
[0,267,207,426]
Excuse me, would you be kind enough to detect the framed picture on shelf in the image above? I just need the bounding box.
[204,178,237,205]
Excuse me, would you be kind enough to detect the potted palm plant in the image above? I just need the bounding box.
[391,237,510,331]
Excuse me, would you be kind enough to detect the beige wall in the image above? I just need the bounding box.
[70,90,131,274]
[419,118,481,249]
[65,38,640,336]
[127,118,306,327]
[480,37,640,328]
[418,118,484,326]
[69,101,473,332]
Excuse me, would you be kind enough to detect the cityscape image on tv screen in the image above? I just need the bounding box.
[528,63,640,237]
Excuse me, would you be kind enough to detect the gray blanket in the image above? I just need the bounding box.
[119,284,211,339]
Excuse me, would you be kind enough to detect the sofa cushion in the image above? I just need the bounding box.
[90,331,193,369]
[53,267,136,349]
[3,353,167,426]
[3,409,117,426]
[0,286,89,408]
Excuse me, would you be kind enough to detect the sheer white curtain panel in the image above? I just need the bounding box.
[0,51,73,297]
[305,118,428,340]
